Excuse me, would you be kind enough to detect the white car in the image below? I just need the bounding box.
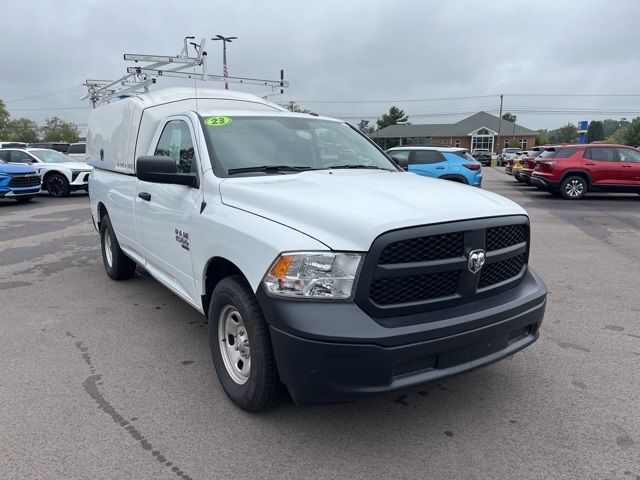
[88,87,547,411]
[1,148,92,196]
[66,142,87,162]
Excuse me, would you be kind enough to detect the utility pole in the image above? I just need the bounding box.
[211,34,237,90]
[512,115,517,139]
[497,94,504,152]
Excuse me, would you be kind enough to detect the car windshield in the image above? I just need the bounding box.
[505,148,519,153]
[529,150,543,157]
[30,149,77,163]
[201,115,397,175]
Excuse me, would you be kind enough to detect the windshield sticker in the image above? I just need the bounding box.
[204,116,232,127]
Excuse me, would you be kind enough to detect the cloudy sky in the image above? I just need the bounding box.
[2,0,640,134]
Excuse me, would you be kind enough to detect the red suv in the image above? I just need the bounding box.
[531,144,640,199]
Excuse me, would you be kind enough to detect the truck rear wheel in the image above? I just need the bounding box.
[209,275,282,412]
[100,214,137,280]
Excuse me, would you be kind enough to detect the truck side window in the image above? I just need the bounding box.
[154,120,197,174]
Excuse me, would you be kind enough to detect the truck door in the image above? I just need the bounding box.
[135,117,202,303]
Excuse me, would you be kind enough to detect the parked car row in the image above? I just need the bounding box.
[0,147,92,199]
[386,146,483,186]
[0,141,86,161]
[504,144,640,199]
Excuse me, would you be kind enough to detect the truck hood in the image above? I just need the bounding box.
[0,163,37,174]
[219,170,526,251]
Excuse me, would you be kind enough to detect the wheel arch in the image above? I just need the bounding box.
[201,256,248,314]
[440,174,469,184]
[42,169,67,184]
[561,170,592,186]
[97,202,108,228]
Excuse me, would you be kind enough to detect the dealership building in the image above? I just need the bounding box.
[373,111,537,152]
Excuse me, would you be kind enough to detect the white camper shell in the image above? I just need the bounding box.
[86,88,286,173]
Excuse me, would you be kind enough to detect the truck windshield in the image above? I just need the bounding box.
[201,115,397,175]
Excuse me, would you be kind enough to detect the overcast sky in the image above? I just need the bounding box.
[2,0,640,134]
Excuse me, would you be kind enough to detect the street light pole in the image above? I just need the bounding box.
[211,34,237,90]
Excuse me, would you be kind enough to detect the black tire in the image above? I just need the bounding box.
[46,173,70,197]
[209,275,282,412]
[99,214,137,280]
[15,196,34,204]
[560,175,587,200]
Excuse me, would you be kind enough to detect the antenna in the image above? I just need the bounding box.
[82,37,289,108]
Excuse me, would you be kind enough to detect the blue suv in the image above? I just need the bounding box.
[0,157,41,203]
[386,146,483,187]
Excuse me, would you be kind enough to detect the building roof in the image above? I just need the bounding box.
[374,111,536,138]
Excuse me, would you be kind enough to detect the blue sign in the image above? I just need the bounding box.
[577,120,588,143]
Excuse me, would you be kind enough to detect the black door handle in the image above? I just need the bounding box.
[436,166,445,169]
[138,192,151,201]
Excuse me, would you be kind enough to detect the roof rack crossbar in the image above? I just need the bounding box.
[83,37,288,107]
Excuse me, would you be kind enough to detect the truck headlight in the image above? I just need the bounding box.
[263,252,362,299]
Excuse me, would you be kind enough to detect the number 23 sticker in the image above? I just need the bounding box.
[204,116,232,127]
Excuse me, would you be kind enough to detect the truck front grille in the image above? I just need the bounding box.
[355,216,529,319]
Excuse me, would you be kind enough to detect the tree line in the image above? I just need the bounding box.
[0,98,81,143]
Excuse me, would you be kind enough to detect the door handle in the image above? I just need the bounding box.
[621,164,632,168]
[436,166,445,169]
[138,192,151,201]
[585,162,595,166]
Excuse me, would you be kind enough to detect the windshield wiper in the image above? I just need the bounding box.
[227,165,314,175]
[327,165,394,171]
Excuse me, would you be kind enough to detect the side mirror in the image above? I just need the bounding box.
[136,156,198,187]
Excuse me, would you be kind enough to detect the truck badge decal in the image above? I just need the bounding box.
[175,228,190,251]
[204,116,232,127]
[467,249,486,274]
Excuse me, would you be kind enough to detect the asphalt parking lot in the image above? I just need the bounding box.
[1,168,639,480]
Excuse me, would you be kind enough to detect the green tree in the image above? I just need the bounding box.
[555,122,578,143]
[0,98,10,138]
[5,118,40,142]
[602,119,621,138]
[376,106,409,130]
[614,117,640,146]
[41,116,80,143]
[507,139,520,148]
[281,101,311,113]
[502,112,517,123]
[536,129,549,146]
[586,120,604,143]
[357,119,375,135]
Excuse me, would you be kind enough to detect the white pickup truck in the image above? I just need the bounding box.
[87,88,547,411]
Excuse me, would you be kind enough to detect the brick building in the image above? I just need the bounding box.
[373,111,537,153]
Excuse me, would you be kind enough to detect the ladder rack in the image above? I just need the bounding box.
[82,36,288,107]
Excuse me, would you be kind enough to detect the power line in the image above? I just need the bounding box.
[8,106,90,111]
[4,86,84,104]
[286,95,497,104]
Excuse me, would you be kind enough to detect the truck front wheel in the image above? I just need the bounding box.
[100,214,137,280]
[209,275,282,412]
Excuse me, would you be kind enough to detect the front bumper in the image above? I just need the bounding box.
[0,186,41,197]
[258,268,547,404]
[70,171,91,190]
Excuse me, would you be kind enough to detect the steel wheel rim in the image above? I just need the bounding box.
[218,305,251,385]
[104,231,113,268]
[48,176,65,196]
[565,179,584,197]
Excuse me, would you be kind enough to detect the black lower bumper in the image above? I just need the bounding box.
[258,268,547,404]
[531,176,559,191]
